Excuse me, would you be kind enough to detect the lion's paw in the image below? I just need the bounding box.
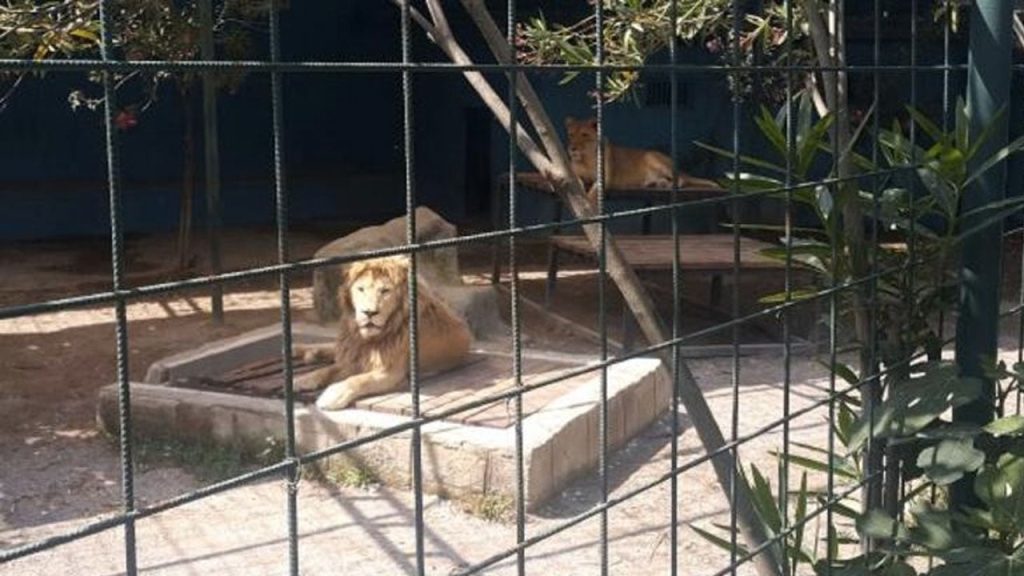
[316,382,357,411]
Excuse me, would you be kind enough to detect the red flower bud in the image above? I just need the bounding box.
[114,109,138,130]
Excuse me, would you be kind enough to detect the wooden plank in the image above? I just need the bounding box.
[172,350,587,428]
[505,171,726,199]
[550,234,784,271]
[493,284,625,352]
[457,365,579,427]
[417,355,511,414]
[421,356,571,425]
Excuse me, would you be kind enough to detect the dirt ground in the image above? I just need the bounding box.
[1,225,1020,575]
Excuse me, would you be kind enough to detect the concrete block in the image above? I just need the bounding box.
[105,324,666,514]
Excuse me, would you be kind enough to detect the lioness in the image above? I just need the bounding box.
[564,116,721,203]
[296,255,472,411]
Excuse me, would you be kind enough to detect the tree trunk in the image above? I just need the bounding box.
[177,86,196,272]
[404,2,786,574]
[802,0,881,519]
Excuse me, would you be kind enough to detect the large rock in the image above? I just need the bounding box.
[312,207,507,341]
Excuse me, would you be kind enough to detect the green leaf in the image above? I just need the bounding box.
[722,172,785,192]
[771,451,859,480]
[848,363,982,449]
[984,415,1024,437]
[720,223,825,237]
[68,28,100,44]
[915,423,983,440]
[857,509,907,541]
[828,362,860,388]
[815,185,834,218]
[690,524,751,557]
[931,546,1024,576]
[906,105,948,147]
[748,464,782,534]
[916,165,957,218]
[964,132,1024,188]
[829,499,864,521]
[955,96,970,153]
[796,90,814,150]
[954,506,1005,533]
[965,106,1009,161]
[762,242,832,261]
[759,289,819,304]
[915,438,985,486]
[792,472,808,574]
[760,247,830,276]
[973,452,1024,528]
[957,195,1024,222]
[694,141,788,176]
[907,505,958,551]
[798,114,834,176]
[755,105,790,161]
[836,399,857,447]
[882,562,918,576]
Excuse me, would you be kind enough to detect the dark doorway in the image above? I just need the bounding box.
[464,107,492,219]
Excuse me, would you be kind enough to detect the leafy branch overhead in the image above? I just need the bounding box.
[517,0,806,102]
[1,0,269,114]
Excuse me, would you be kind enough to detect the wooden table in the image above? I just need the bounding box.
[548,234,783,271]
[489,172,804,351]
[545,232,784,307]
[489,171,729,283]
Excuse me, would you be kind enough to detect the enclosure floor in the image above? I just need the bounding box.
[4,227,1023,575]
[174,352,584,428]
[3,353,840,576]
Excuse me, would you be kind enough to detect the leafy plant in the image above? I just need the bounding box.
[692,92,1024,574]
[517,0,806,103]
[1,0,271,270]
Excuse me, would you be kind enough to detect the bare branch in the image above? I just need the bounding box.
[422,0,453,41]
[1015,12,1024,51]
[459,0,574,182]
[800,0,835,113]
[400,1,441,44]
[805,74,830,119]
[454,2,784,575]
[389,0,553,174]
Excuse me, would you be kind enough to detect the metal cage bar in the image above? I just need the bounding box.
[0,2,1017,575]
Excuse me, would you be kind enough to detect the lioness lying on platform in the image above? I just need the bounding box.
[565,116,721,203]
[296,255,472,411]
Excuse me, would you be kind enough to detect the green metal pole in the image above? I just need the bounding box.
[199,0,224,323]
[953,0,1014,511]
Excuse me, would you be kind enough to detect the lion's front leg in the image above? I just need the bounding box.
[315,369,406,411]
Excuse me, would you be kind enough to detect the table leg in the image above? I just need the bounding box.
[544,199,563,309]
[490,179,504,284]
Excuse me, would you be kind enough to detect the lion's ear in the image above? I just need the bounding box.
[585,118,598,129]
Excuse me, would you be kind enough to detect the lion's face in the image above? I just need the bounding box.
[344,258,407,339]
[565,116,599,163]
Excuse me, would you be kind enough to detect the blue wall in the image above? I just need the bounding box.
[2,1,1012,241]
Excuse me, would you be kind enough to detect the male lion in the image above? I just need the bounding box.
[296,255,472,411]
[565,116,721,203]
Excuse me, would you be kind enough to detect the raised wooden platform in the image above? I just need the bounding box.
[108,323,668,510]
[504,171,727,199]
[549,234,784,271]
[172,352,584,429]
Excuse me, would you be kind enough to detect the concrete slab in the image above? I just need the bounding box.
[98,323,666,512]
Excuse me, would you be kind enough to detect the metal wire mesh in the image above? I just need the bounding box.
[1,1,1021,575]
